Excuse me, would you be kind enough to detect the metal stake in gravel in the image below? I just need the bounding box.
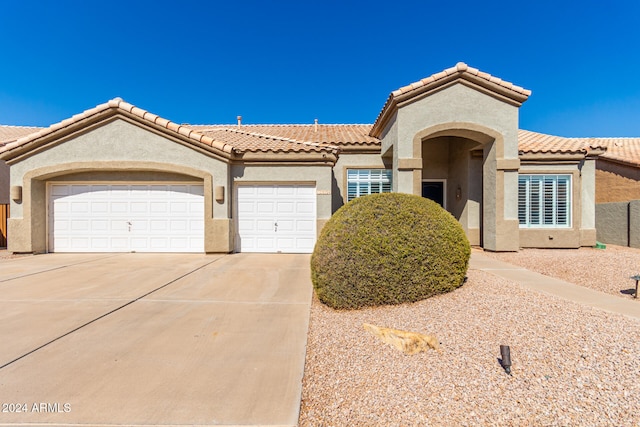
[500,345,512,375]
[630,274,640,299]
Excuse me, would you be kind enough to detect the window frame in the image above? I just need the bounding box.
[346,168,392,202]
[518,174,572,229]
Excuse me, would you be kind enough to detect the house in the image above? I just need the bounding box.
[1,62,630,254]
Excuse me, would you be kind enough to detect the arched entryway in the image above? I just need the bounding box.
[412,122,519,250]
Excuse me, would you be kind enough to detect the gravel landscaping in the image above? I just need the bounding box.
[299,247,640,426]
[483,245,640,300]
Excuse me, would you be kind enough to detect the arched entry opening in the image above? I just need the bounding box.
[413,123,514,249]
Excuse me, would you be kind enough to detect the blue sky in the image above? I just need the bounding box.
[1,0,639,137]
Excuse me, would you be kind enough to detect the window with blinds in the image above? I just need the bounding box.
[347,169,392,201]
[518,175,571,228]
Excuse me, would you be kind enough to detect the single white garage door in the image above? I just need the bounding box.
[49,183,204,253]
[236,184,316,253]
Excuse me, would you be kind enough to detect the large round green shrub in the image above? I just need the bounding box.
[311,193,470,309]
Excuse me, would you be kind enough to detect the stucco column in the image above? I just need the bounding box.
[580,158,597,246]
[482,141,520,252]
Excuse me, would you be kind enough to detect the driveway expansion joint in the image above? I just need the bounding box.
[0,256,224,371]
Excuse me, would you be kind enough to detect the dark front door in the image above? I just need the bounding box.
[422,181,444,207]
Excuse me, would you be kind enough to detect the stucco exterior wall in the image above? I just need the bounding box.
[596,200,640,248]
[596,202,629,246]
[382,83,521,251]
[7,118,231,253]
[331,152,389,211]
[518,161,596,248]
[596,160,640,203]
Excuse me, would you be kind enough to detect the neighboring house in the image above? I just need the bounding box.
[0,62,634,254]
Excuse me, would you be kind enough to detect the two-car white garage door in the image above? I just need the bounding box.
[49,183,205,253]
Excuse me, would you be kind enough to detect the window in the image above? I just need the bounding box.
[347,169,392,201]
[518,175,571,228]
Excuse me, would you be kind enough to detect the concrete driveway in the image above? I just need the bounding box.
[0,253,312,426]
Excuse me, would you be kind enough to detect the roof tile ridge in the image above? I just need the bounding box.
[518,129,571,140]
[221,127,299,142]
[221,127,338,150]
[0,124,44,129]
[107,98,233,154]
[5,100,113,151]
[3,98,235,156]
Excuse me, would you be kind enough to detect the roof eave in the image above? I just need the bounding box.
[234,150,338,165]
[371,65,531,139]
[0,101,239,163]
[519,151,590,161]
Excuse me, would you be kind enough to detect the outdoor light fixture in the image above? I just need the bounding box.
[10,186,22,202]
[500,345,512,375]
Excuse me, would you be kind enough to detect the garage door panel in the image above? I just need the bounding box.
[256,237,277,250]
[295,220,315,232]
[257,202,275,214]
[70,202,89,213]
[150,219,169,231]
[276,220,294,232]
[295,238,315,251]
[276,186,295,196]
[237,184,316,253]
[130,202,148,213]
[170,202,188,214]
[70,220,90,232]
[276,202,294,214]
[91,238,109,250]
[295,201,314,214]
[90,220,109,232]
[70,237,90,249]
[91,202,108,214]
[257,186,276,196]
[49,183,204,253]
[150,202,168,213]
[110,237,129,250]
[110,202,128,214]
[170,220,188,232]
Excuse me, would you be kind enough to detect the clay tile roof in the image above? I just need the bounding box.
[192,126,337,154]
[190,124,378,152]
[371,62,532,138]
[519,130,640,165]
[0,98,236,158]
[584,137,640,167]
[517,129,600,155]
[0,125,43,145]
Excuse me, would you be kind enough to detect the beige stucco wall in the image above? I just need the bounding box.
[379,82,521,251]
[7,118,232,253]
[0,160,8,204]
[331,152,389,211]
[518,160,597,248]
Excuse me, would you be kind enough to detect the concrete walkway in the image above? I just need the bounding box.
[470,251,640,321]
